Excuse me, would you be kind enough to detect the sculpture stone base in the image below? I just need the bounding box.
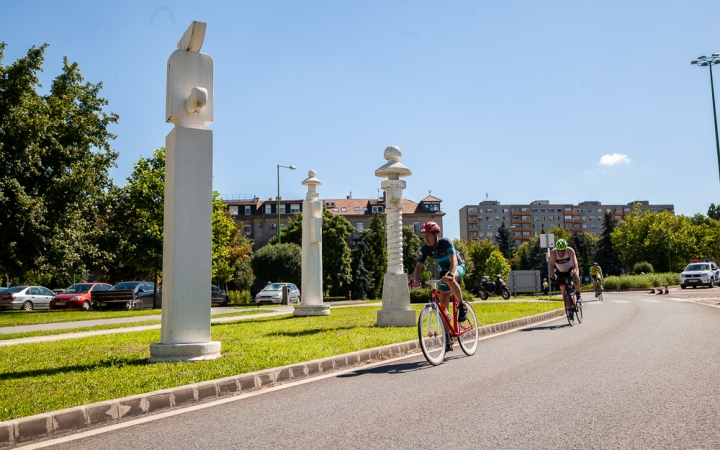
[149,341,221,362]
[377,273,416,327]
[293,305,330,316]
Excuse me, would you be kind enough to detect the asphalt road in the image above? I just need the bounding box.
[30,292,720,449]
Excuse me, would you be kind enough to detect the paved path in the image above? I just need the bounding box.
[30,290,720,449]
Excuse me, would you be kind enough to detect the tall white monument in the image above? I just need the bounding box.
[376,146,415,327]
[150,21,221,362]
[294,170,330,316]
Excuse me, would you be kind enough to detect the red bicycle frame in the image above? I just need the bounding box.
[424,280,472,338]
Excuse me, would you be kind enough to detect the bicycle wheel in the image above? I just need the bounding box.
[418,305,446,365]
[576,297,583,323]
[458,302,479,356]
[598,288,603,302]
[564,290,575,327]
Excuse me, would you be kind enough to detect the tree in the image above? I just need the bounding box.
[595,212,621,275]
[0,43,118,282]
[270,209,354,296]
[460,238,498,292]
[361,213,387,299]
[485,249,512,281]
[402,226,422,275]
[568,232,598,278]
[350,233,374,299]
[495,222,515,259]
[250,243,301,293]
[211,193,252,292]
[708,203,720,221]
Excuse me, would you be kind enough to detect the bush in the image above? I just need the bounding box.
[250,243,301,294]
[632,261,654,275]
[602,272,680,290]
[410,287,475,304]
[228,290,252,304]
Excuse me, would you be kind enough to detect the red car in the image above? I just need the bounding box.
[50,283,112,311]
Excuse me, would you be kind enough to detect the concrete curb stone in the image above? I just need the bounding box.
[0,308,563,447]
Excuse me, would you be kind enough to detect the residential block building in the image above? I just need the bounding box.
[225,194,445,250]
[459,200,675,245]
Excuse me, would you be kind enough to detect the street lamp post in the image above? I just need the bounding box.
[277,164,296,243]
[692,54,720,185]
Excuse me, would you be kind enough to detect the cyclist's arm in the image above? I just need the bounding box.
[411,262,424,286]
[548,250,556,276]
[445,254,458,281]
[570,248,580,275]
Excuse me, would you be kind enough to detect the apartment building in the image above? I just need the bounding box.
[225,194,445,249]
[459,200,675,245]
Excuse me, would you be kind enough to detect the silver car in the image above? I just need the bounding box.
[255,283,301,305]
[0,286,55,311]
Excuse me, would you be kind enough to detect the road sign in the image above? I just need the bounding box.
[540,234,555,249]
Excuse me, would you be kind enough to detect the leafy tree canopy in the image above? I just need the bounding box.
[0,43,118,282]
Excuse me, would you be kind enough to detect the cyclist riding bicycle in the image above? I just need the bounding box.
[590,262,604,296]
[410,221,467,351]
[548,239,582,319]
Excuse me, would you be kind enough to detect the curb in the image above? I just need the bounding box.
[0,308,563,447]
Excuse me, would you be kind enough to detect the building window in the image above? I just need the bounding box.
[228,206,239,216]
[549,208,555,212]
[590,224,596,229]
[582,224,587,229]
[470,232,477,237]
[291,204,300,213]
[503,208,509,213]
[265,204,272,214]
[514,231,521,236]
[355,207,361,211]
[541,209,546,213]
[487,225,493,230]
[532,208,538,213]
[413,222,420,233]
[478,232,484,237]
[477,217,483,222]
[581,209,586,213]
[589,217,594,221]
[487,232,494,237]
[582,217,586,221]
[341,207,347,212]
[333,208,338,212]
[589,209,595,213]
[243,225,251,235]
[521,208,528,212]
[650,208,655,212]
[495,216,500,221]
[478,225,484,230]
[532,224,539,229]
[356,223,364,232]
[244,206,251,215]
[565,215,573,220]
[468,208,476,213]
[469,224,476,229]
[487,217,493,221]
[424,203,441,212]
[533,216,539,221]
[591,232,596,236]
[372,206,384,213]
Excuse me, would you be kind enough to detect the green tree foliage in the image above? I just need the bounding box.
[594,212,622,275]
[0,43,118,282]
[708,203,720,221]
[361,213,387,299]
[250,243,301,293]
[350,233,374,299]
[212,193,252,291]
[103,148,164,285]
[485,249,512,280]
[271,209,354,296]
[632,261,654,274]
[402,226,422,274]
[494,222,515,259]
[611,208,720,272]
[459,238,498,292]
[568,232,598,278]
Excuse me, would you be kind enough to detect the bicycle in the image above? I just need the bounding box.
[414,280,479,366]
[593,278,604,301]
[556,276,582,326]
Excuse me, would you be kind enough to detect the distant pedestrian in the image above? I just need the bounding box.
[542,278,549,295]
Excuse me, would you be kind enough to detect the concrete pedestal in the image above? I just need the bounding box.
[293,305,330,316]
[149,342,221,362]
[377,273,416,327]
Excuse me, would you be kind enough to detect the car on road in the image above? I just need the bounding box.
[0,286,55,311]
[680,261,720,289]
[51,288,66,296]
[211,285,229,306]
[255,283,301,305]
[50,282,113,311]
[92,281,158,310]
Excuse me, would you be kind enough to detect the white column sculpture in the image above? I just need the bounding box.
[376,146,415,327]
[150,21,221,362]
[294,170,330,316]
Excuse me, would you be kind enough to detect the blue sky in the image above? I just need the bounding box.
[3,1,720,240]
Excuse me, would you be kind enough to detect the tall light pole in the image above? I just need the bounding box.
[692,54,720,185]
[277,164,296,243]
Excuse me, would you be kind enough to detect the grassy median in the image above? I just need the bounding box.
[0,302,561,421]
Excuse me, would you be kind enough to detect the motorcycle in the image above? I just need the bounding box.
[478,275,511,300]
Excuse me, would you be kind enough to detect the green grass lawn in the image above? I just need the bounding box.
[0,302,561,421]
[0,311,262,341]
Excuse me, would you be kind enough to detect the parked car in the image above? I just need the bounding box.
[211,285,229,306]
[51,288,66,296]
[50,282,113,311]
[255,283,301,305]
[0,286,55,311]
[91,281,158,310]
[680,261,720,289]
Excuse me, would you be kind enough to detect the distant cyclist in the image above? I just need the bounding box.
[410,221,467,351]
[548,239,582,319]
[590,262,603,295]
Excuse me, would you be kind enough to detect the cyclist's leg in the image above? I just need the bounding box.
[572,270,582,300]
[436,290,454,350]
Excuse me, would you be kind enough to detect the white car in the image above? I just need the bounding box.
[680,262,720,289]
[255,283,301,305]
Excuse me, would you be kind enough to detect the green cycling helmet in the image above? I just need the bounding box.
[555,239,568,250]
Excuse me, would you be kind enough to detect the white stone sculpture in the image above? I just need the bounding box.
[375,146,415,327]
[150,21,221,362]
[294,170,330,316]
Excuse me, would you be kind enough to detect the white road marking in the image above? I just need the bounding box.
[612,300,631,304]
[641,299,662,303]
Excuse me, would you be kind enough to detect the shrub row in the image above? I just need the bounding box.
[602,273,679,291]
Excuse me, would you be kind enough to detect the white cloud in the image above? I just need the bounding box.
[599,153,630,166]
